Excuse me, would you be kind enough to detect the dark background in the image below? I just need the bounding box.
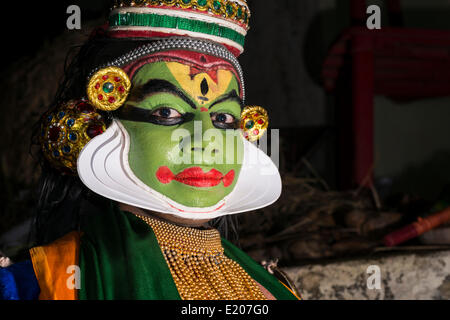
[1,0,450,264]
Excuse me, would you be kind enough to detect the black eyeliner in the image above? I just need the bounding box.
[115,106,194,126]
[210,112,240,130]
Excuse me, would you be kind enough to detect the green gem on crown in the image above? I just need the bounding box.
[197,0,207,7]
[182,0,191,4]
[226,4,234,16]
[213,0,221,11]
[237,7,243,19]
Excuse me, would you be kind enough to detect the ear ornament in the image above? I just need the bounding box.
[40,99,106,174]
[240,106,269,142]
[87,66,131,111]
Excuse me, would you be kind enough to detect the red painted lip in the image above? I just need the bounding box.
[156,166,235,188]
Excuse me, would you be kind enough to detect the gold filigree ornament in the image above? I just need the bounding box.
[87,66,131,111]
[240,106,269,142]
[111,0,251,27]
[40,100,106,174]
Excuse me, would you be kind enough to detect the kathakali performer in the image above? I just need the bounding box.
[0,0,300,300]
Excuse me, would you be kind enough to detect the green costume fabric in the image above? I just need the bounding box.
[221,239,297,300]
[79,201,297,300]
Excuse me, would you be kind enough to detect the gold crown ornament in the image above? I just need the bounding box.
[109,0,251,56]
[40,100,107,174]
[240,106,269,142]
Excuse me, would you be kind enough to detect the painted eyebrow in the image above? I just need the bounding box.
[130,79,197,110]
[208,90,243,110]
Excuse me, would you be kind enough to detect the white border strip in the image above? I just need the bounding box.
[109,25,244,54]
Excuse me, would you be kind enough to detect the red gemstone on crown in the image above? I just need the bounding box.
[253,129,260,136]
[114,77,121,82]
[76,102,94,113]
[258,119,265,125]
[95,83,100,89]
[118,86,125,93]
[102,75,109,80]
[49,126,61,142]
[98,94,104,100]
[108,96,116,103]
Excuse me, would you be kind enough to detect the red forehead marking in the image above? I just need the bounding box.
[122,50,243,99]
[190,66,219,84]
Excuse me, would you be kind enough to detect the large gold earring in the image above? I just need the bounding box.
[240,106,269,142]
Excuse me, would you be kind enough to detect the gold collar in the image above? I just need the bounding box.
[135,214,267,300]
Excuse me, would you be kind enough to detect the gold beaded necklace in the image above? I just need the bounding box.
[135,214,267,300]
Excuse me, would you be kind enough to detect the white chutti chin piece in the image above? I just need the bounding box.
[78,119,281,220]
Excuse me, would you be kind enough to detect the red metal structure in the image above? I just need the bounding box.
[323,0,450,189]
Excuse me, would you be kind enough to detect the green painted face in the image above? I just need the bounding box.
[118,61,244,208]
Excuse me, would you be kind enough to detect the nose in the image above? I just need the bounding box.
[190,147,220,154]
[178,114,223,164]
[179,139,221,165]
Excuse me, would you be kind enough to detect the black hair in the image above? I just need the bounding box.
[30,28,239,247]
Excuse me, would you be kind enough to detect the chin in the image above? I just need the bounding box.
[169,193,226,209]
